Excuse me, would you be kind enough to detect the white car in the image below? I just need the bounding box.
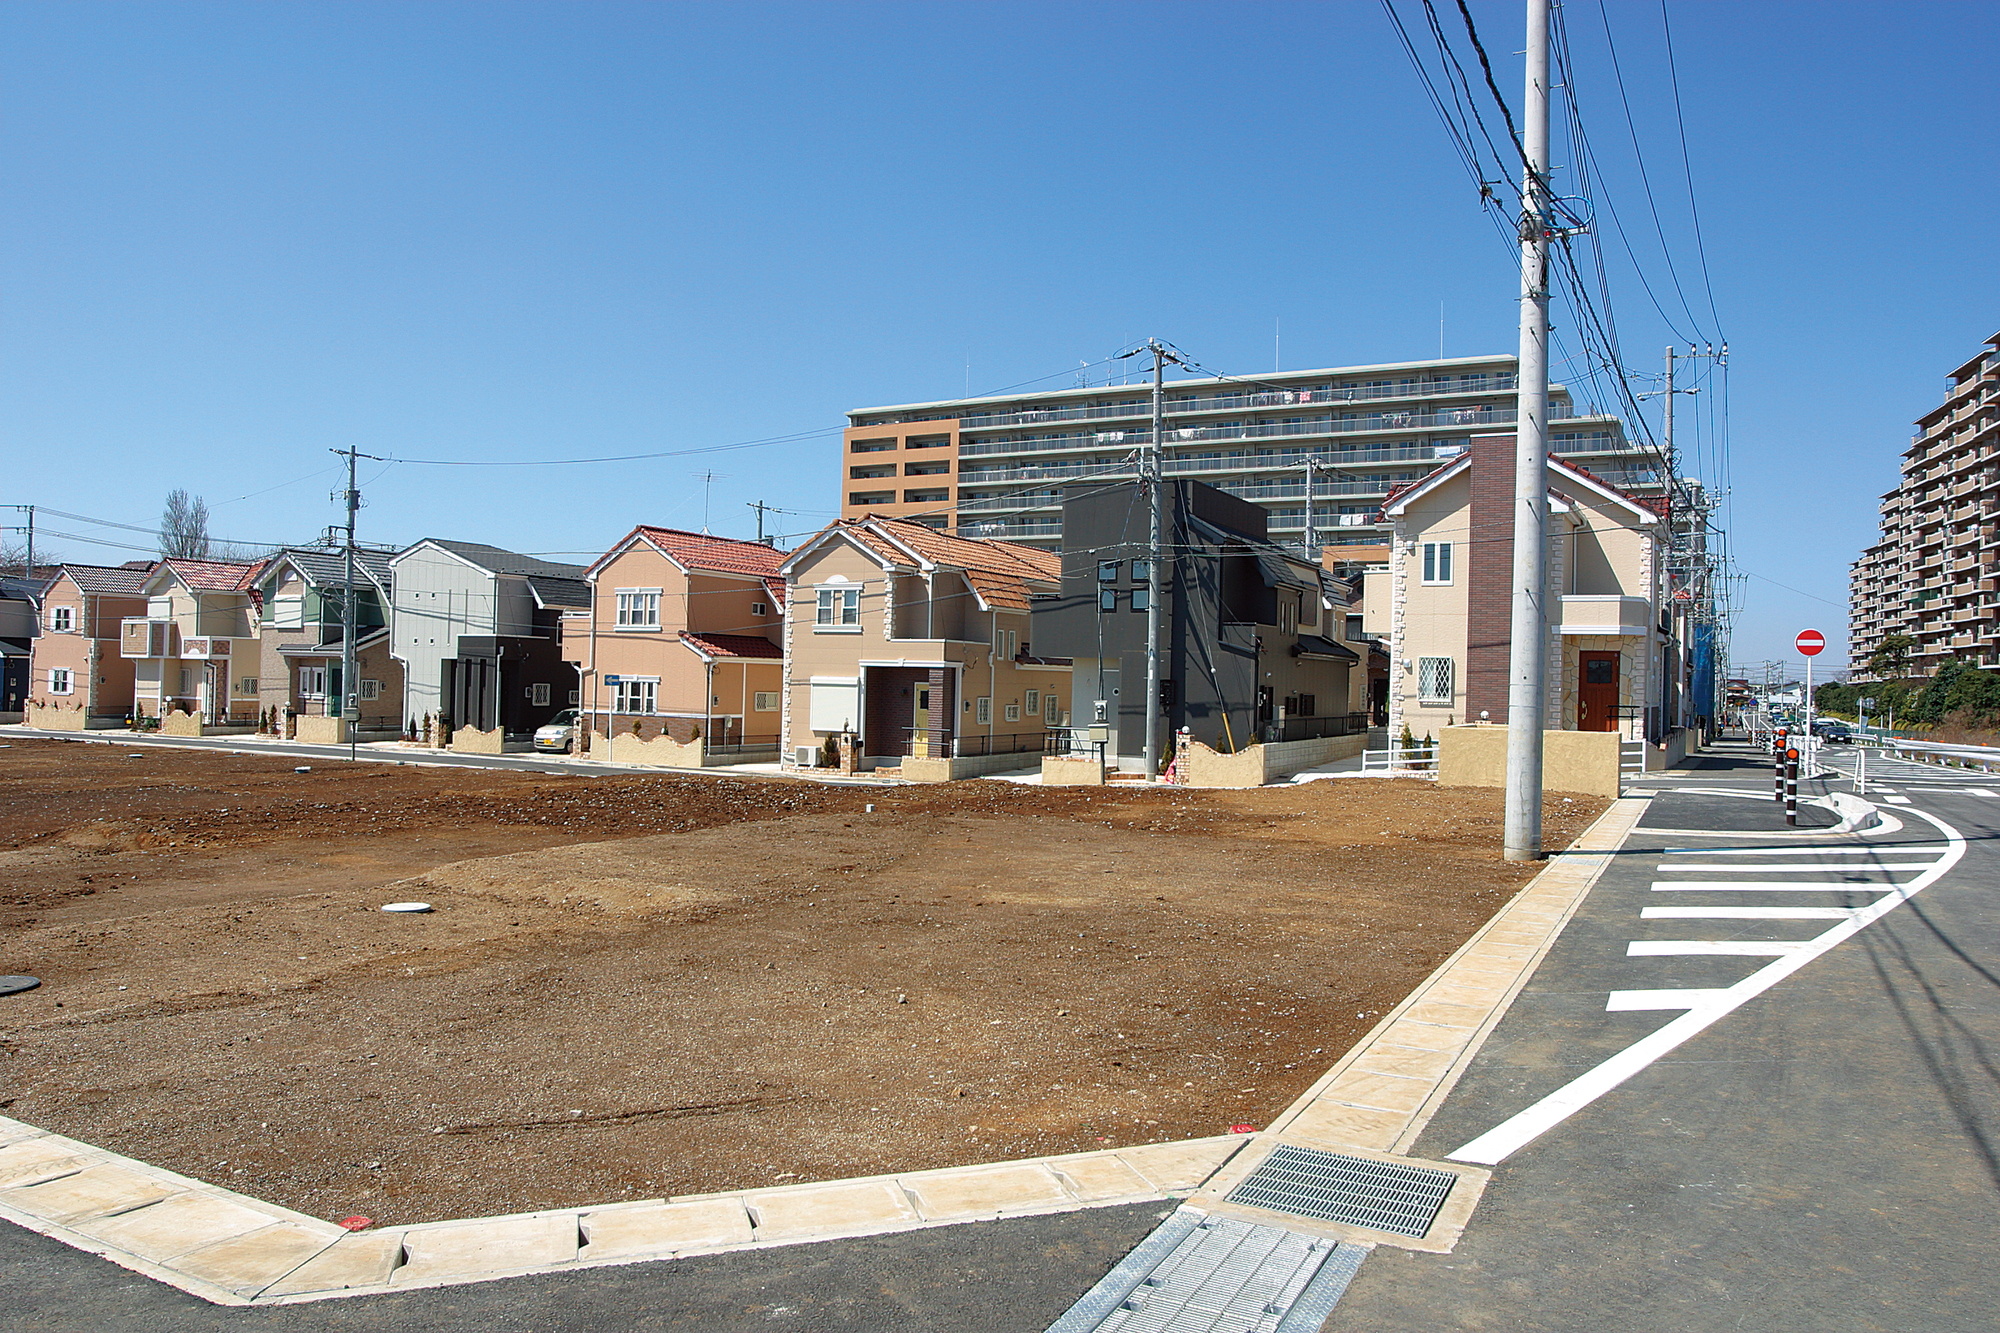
[532,709,579,752]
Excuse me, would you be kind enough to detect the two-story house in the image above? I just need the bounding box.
[1378,434,1669,744]
[388,540,589,745]
[22,563,153,729]
[561,525,789,764]
[0,573,46,721]
[1031,479,1369,772]
[127,558,268,726]
[255,546,403,740]
[780,516,1069,777]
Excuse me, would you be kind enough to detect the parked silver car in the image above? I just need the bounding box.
[532,708,579,752]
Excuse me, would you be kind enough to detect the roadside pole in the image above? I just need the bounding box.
[1503,0,1553,861]
[603,674,620,768]
[1796,628,1825,774]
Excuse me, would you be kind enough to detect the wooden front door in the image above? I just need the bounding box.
[1578,652,1620,732]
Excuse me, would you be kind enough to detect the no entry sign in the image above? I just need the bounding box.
[1796,629,1826,657]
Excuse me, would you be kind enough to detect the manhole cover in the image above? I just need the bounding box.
[1224,1145,1457,1238]
[0,975,42,997]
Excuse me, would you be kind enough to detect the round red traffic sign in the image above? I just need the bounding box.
[1795,629,1826,657]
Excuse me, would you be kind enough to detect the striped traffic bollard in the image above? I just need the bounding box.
[1774,732,1788,803]
[1784,747,1800,826]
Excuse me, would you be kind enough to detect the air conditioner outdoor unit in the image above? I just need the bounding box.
[795,746,820,768]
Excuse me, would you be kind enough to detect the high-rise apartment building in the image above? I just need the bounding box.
[839,354,1648,550]
[1851,329,2000,680]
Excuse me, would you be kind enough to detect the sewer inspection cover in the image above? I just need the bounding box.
[0,976,42,997]
[381,902,433,913]
[1224,1144,1458,1239]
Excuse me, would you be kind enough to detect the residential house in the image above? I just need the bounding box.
[128,559,268,725]
[780,516,1068,776]
[22,563,153,729]
[1377,433,1669,744]
[561,526,788,763]
[0,573,51,721]
[1031,479,1371,770]
[389,540,589,742]
[255,546,404,739]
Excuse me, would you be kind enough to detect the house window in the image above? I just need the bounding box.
[815,585,861,630]
[1044,693,1060,724]
[614,678,658,714]
[299,666,328,698]
[1025,689,1040,714]
[48,606,75,632]
[615,589,661,628]
[1295,693,1317,717]
[1131,587,1150,612]
[48,667,73,695]
[528,681,548,707]
[1005,703,1021,722]
[808,678,859,731]
[568,689,581,706]
[1422,542,1454,585]
[1418,656,1455,704]
[976,696,991,725]
[1278,597,1296,634]
[1132,560,1150,583]
[1346,614,1365,642]
[751,601,768,616]
[240,677,258,695]
[1099,589,1118,612]
[753,691,780,712]
[148,596,172,618]
[1098,561,1120,583]
[179,668,195,695]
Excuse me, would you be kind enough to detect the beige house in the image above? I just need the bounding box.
[255,547,404,739]
[562,526,789,763]
[127,559,267,726]
[779,516,1068,777]
[1375,436,1667,744]
[23,563,153,729]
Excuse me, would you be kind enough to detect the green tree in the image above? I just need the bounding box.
[1867,632,1915,681]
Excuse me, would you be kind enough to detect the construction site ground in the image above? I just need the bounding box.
[0,737,1606,1229]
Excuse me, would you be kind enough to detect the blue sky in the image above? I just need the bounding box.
[3,1,1995,673]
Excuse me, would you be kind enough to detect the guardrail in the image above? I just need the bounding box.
[1882,737,2000,771]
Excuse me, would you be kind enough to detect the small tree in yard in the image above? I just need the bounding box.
[1868,632,1915,683]
[159,490,211,560]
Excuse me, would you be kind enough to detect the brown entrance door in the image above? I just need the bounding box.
[1578,652,1620,732]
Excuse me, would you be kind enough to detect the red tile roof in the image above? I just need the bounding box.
[761,577,787,609]
[164,558,266,591]
[827,517,1061,614]
[679,631,783,660]
[632,526,789,578]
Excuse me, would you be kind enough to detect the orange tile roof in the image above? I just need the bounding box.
[828,517,1061,613]
[633,526,788,578]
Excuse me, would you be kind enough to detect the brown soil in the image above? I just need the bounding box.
[0,737,1606,1225]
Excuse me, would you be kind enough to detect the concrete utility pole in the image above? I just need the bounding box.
[1145,340,1170,780]
[332,447,377,762]
[1503,0,1553,861]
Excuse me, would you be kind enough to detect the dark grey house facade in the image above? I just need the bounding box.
[1031,479,1366,768]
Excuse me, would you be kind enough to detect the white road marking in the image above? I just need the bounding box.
[1450,807,1965,1166]
[1649,882,1910,893]
[1653,862,1938,873]
[1641,905,1860,919]
[1970,789,1999,798]
[1884,796,1913,805]
[1626,941,1808,957]
[1606,989,1729,1011]
[1658,846,1936,856]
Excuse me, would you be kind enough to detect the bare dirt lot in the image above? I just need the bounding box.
[0,737,1607,1225]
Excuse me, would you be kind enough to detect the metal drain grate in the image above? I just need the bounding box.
[1224,1145,1458,1238]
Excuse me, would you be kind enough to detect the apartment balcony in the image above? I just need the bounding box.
[1558,595,1653,637]
[956,404,1597,458]
[954,374,1525,430]
[120,619,177,659]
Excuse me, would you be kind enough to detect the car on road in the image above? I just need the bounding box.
[532,708,580,752]
[1812,719,1854,743]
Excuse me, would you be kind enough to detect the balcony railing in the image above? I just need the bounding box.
[958,404,1589,457]
[888,727,1053,759]
[1263,712,1370,743]
[955,375,1525,429]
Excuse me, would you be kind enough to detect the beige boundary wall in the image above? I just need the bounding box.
[160,709,203,737]
[1175,732,1369,788]
[449,725,505,756]
[1041,755,1106,786]
[24,702,90,732]
[1437,724,1620,798]
[583,728,781,769]
[293,715,348,745]
[897,750,1046,783]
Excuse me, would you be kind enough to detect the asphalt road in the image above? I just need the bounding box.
[1328,744,2000,1332]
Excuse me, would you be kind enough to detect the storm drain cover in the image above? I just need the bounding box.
[1224,1145,1457,1238]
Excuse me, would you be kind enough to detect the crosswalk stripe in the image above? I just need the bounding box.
[1626,941,1808,957]
[1641,905,1859,919]
[1606,989,1729,1011]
